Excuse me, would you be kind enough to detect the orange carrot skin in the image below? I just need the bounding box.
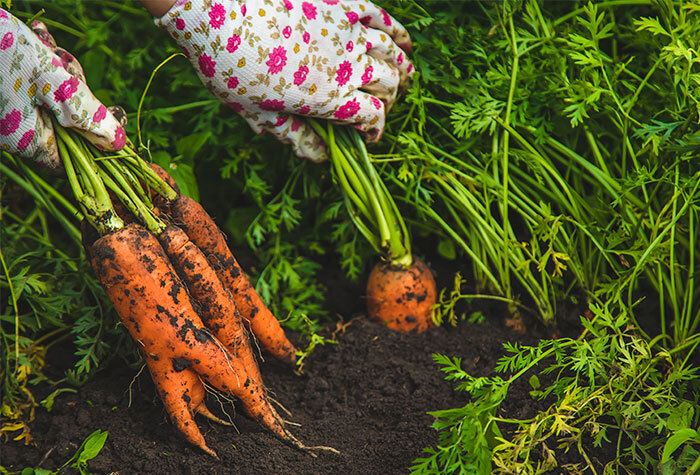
[144,354,217,457]
[366,256,437,333]
[89,223,289,441]
[167,194,297,365]
[157,224,264,385]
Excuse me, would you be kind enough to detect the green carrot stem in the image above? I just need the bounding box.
[334,131,391,245]
[98,159,166,235]
[341,195,382,253]
[0,155,81,243]
[54,125,123,235]
[109,157,154,210]
[309,118,412,267]
[350,131,411,266]
[327,131,373,220]
[117,146,177,201]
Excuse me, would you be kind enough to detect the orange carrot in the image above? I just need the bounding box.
[366,257,437,333]
[167,194,297,365]
[144,354,227,458]
[89,223,299,453]
[157,224,263,385]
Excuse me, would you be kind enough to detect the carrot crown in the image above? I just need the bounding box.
[53,122,178,237]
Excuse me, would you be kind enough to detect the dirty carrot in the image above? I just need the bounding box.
[157,224,264,385]
[310,121,437,333]
[88,223,298,450]
[366,257,437,333]
[167,193,298,364]
[144,354,225,458]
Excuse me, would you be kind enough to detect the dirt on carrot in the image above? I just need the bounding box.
[366,256,437,333]
[157,224,264,386]
[87,223,300,455]
[167,193,298,365]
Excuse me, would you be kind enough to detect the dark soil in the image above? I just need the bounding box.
[3,310,547,475]
[2,243,611,474]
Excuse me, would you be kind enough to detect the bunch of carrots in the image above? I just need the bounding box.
[53,123,335,458]
[310,121,437,333]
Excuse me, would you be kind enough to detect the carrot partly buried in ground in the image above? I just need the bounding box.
[367,257,437,333]
[309,121,437,333]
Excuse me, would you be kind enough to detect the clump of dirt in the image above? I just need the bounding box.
[3,314,543,474]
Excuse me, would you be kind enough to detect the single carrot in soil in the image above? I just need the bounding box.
[166,193,297,365]
[88,223,300,452]
[366,257,437,333]
[309,121,438,333]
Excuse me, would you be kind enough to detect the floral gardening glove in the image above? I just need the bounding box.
[156,0,414,162]
[0,10,125,168]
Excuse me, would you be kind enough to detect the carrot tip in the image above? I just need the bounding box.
[195,403,233,426]
[299,444,341,458]
[202,445,219,459]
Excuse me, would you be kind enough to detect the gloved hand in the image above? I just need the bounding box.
[0,10,125,168]
[156,0,414,162]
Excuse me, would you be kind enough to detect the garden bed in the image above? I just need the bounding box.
[4,301,547,474]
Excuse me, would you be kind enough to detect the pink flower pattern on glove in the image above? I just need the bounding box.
[227,34,241,53]
[336,61,353,87]
[334,99,361,119]
[302,2,317,20]
[0,109,21,136]
[54,77,80,103]
[0,10,125,168]
[93,105,107,123]
[198,54,216,77]
[293,66,309,86]
[156,0,414,162]
[260,99,286,111]
[266,46,288,74]
[0,31,13,49]
[209,3,226,29]
[17,130,35,151]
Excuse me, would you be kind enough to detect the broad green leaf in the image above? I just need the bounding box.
[78,430,109,462]
[528,374,541,390]
[662,429,698,463]
[667,401,694,431]
[151,150,200,201]
[176,132,212,163]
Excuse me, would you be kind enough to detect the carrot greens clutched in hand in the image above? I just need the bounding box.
[310,120,436,333]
